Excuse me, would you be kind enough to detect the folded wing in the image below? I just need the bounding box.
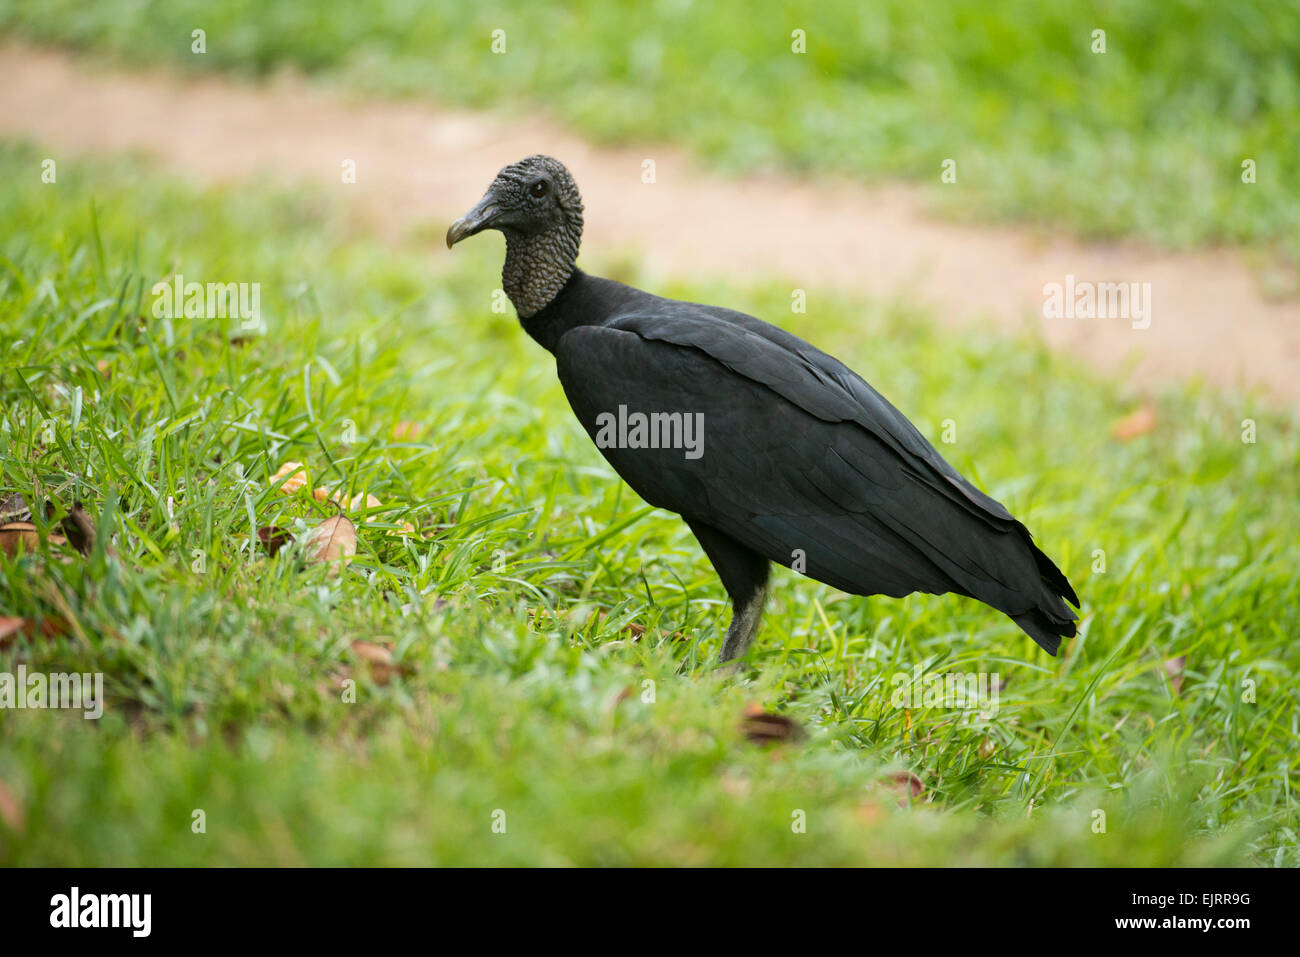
[554,305,1078,653]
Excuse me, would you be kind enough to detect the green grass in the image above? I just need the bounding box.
[0,142,1297,865]
[3,0,1298,266]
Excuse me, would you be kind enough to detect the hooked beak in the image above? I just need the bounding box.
[445,193,501,249]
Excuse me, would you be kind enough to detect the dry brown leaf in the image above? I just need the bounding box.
[392,421,424,441]
[886,771,926,805]
[0,617,24,648]
[347,492,382,514]
[37,616,70,640]
[257,525,291,556]
[350,640,394,666]
[0,615,73,650]
[0,522,68,556]
[854,801,885,825]
[303,515,356,572]
[0,779,23,834]
[49,503,98,556]
[350,640,399,685]
[270,461,309,494]
[1112,402,1157,441]
[740,703,805,746]
[0,493,30,524]
[1164,655,1187,696]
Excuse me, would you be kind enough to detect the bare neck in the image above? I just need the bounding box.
[502,228,580,318]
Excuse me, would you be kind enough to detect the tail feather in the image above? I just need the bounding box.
[1030,541,1079,607]
[1009,535,1079,655]
[1011,605,1076,656]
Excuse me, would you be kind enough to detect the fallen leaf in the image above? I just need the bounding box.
[1164,655,1187,696]
[303,515,356,572]
[351,639,399,685]
[1112,402,1157,441]
[0,618,24,648]
[0,615,73,650]
[854,801,885,825]
[347,492,382,514]
[392,421,424,441]
[48,502,98,556]
[270,461,309,494]
[740,704,805,745]
[37,616,70,640]
[886,771,926,805]
[257,525,291,556]
[0,780,23,834]
[0,493,30,524]
[0,523,68,556]
[350,640,393,665]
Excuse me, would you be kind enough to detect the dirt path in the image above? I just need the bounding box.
[3,44,1297,404]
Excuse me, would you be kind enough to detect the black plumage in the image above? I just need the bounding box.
[448,155,1079,662]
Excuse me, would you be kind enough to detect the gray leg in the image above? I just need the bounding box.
[686,520,771,663]
[719,579,770,662]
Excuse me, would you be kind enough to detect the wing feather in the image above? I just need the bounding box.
[554,309,1077,651]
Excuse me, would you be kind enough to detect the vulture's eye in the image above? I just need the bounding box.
[530,180,549,199]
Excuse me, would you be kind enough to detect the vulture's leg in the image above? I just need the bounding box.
[687,520,771,663]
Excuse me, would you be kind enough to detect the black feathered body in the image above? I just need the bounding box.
[526,270,1078,654]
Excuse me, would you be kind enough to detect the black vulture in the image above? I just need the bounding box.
[447,155,1079,663]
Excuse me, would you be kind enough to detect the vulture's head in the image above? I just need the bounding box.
[446,155,584,250]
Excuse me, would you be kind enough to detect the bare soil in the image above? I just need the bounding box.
[2,44,1296,404]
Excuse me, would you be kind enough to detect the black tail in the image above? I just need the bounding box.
[1009,534,1079,655]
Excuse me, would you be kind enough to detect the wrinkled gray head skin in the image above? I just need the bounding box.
[446,155,584,318]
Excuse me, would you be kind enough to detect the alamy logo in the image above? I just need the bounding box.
[890,665,1000,720]
[1042,274,1152,329]
[151,273,261,329]
[0,666,103,719]
[50,887,151,937]
[594,405,705,460]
